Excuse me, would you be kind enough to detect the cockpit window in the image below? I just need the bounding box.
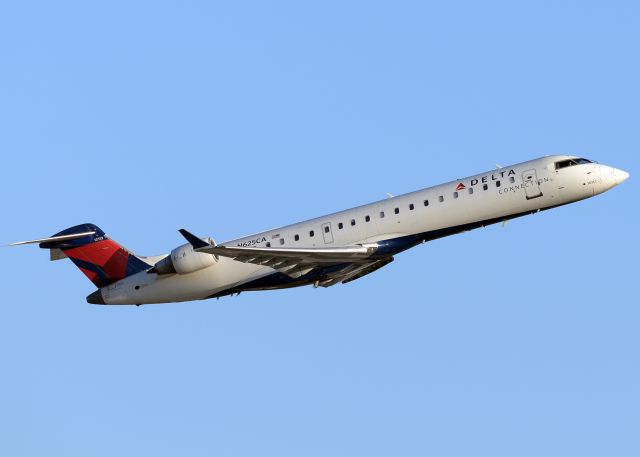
[555,158,592,170]
[555,159,576,169]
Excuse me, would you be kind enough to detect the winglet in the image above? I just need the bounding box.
[178,229,211,250]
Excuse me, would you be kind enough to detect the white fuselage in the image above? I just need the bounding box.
[101,155,628,305]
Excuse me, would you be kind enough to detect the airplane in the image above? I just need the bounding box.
[11,155,628,306]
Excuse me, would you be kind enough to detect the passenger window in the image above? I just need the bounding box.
[324,226,330,233]
[365,215,370,222]
[423,200,429,206]
[496,180,501,187]
[379,211,385,218]
[439,196,444,202]
[266,242,271,247]
[279,238,285,245]
[509,177,515,183]
[468,188,474,195]
[351,219,356,226]
[409,203,414,210]
[338,222,343,229]
[309,230,314,237]
[294,234,299,241]
[483,184,488,191]
[394,208,399,214]
[453,192,458,199]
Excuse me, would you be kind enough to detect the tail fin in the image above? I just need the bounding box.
[35,223,150,287]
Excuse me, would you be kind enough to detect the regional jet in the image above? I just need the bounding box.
[12,156,629,305]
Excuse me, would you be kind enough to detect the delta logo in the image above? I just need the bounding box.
[457,169,517,189]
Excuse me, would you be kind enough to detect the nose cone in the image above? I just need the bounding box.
[599,165,629,191]
[615,168,629,185]
[86,289,105,305]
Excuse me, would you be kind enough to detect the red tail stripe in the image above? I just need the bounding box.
[64,239,125,265]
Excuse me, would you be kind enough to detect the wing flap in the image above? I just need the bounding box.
[341,256,394,284]
[316,257,394,287]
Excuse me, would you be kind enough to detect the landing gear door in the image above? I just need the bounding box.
[523,169,543,200]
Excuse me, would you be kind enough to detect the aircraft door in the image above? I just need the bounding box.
[321,222,334,244]
[522,169,543,200]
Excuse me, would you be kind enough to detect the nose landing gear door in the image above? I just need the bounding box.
[523,169,543,200]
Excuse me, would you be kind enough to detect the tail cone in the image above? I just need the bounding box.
[87,289,105,304]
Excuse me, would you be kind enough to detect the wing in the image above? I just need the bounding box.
[198,243,380,278]
[179,228,380,279]
[314,256,394,287]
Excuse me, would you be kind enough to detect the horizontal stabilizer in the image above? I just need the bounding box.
[9,230,96,247]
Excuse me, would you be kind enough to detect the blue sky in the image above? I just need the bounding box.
[0,1,638,456]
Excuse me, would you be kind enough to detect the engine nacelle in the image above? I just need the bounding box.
[153,239,217,275]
